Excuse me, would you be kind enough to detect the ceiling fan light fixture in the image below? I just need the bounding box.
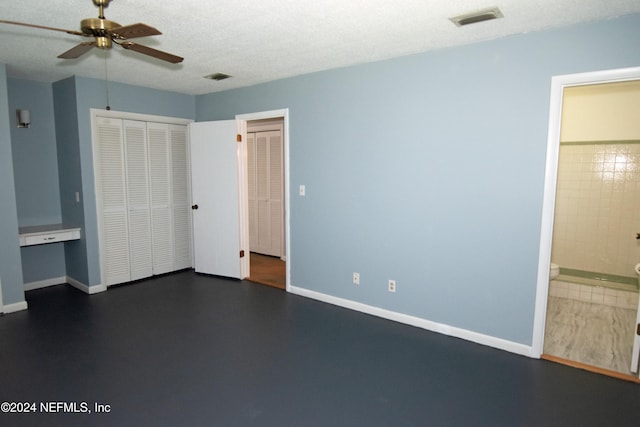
[95,36,112,49]
[450,7,503,27]
[204,73,232,81]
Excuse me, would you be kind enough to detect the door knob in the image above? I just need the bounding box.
[191,204,199,210]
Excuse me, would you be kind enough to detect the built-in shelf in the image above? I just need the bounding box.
[19,224,81,247]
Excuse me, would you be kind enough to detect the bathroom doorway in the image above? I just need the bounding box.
[534,69,640,381]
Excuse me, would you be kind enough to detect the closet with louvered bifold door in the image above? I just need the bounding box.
[94,117,192,287]
[247,121,284,258]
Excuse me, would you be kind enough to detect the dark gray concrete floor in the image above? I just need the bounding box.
[1,270,638,426]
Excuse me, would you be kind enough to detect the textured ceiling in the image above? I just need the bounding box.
[1,0,639,95]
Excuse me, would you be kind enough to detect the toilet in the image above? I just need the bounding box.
[549,263,560,280]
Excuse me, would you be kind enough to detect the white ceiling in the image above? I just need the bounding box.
[1,0,639,95]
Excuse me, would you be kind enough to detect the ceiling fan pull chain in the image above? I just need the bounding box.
[104,55,111,110]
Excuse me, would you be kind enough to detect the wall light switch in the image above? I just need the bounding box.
[75,192,80,203]
[299,185,306,196]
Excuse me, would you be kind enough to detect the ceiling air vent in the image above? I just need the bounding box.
[204,73,232,81]
[450,7,503,27]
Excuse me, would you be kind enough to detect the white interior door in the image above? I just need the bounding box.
[95,117,131,286]
[267,131,284,257]
[190,120,243,279]
[123,120,153,281]
[170,125,193,270]
[247,127,283,258]
[147,122,175,275]
[631,295,640,374]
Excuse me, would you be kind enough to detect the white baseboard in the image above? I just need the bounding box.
[66,276,106,295]
[3,276,105,314]
[3,300,29,314]
[289,286,534,358]
[24,276,67,291]
[23,276,107,295]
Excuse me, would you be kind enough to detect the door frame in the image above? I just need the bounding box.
[531,66,640,358]
[236,109,290,291]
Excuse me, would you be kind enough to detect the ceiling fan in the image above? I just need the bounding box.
[0,0,183,64]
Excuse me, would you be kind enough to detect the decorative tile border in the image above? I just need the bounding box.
[550,280,638,309]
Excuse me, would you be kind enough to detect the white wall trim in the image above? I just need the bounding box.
[3,301,28,314]
[90,108,194,126]
[290,286,533,358]
[24,276,67,291]
[23,276,108,295]
[531,66,640,358]
[67,276,107,295]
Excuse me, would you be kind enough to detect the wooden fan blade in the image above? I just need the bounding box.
[0,19,86,36]
[58,42,96,59]
[110,22,161,39]
[120,41,183,64]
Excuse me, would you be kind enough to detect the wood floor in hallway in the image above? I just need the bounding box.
[248,252,286,289]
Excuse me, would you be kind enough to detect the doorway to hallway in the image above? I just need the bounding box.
[246,118,286,289]
[238,112,289,291]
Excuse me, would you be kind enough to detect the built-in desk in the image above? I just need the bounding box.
[19,224,81,247]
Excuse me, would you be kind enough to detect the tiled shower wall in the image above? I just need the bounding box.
[552,142,640,277]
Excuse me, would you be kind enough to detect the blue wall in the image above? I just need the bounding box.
[0,65,25,306]
[8,78,66,283]
[8,79,61,225]
[53,77,86,285]
[196,14,640,345]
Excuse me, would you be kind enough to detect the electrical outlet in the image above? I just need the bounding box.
[388,279,396,293]
[353,272,360,285]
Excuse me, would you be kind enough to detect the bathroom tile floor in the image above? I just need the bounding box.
[544,296,637,374]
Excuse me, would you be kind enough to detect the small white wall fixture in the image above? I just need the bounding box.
[531,66,640,358]
[16,109,30,128]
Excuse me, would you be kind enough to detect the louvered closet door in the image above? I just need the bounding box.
[147,122,174,275]
[247,132,258,246]
[248,130,283,257]
[256,133,270,253]
[95,118,130,286]
[268,131,283,257]
[123,120,153,280]
[170,124,192,270]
